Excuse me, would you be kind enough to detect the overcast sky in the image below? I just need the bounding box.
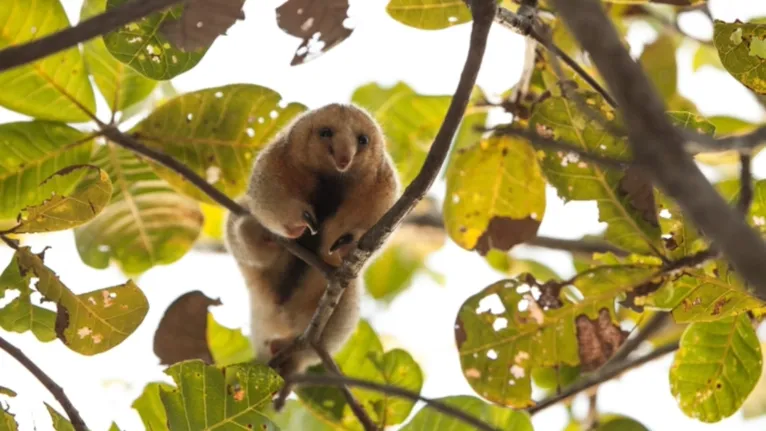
[3,0,766,430]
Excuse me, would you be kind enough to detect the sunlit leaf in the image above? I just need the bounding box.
[640,32,678,102]
[742,343,766,419]
[74,144,203,275]
[297,320,424,429]
[8,165,112,234]
[11,247,148,355]
[132,382,173,431]
[0,122,94,220]
[400,395,533,431]
[352,82,450,185]
[0,254,56,342]
[444,136,545,255]
[132,84,307,203]
[386,0,472,30]
[670,314,762,422]
[200,202,226,241]
[531,364,581,393]
[81,0,157,113]
[455,265,660,408]
[207,313,254,367]
[46,404,74,431]
[160,360,282,430]
[713,20,766,94]
[0,0,96,122]
[104,0,208,80]
[693,43,724,72]
[596,414,650,431]
[0,410,16,431]
[529,91,662,255]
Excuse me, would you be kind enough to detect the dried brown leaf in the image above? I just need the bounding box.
[161,0,246,52]
[276,0,354,66]
[153,290,221,365]
[575,308,629,372]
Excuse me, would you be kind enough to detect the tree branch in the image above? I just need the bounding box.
[527,341,679,415]
[0,335,88,431]
[549,0,766,301]
[683,125,766,155]
[286,374,503,431]
[269,0,497,369]
[0,0,183,73]
[100,126,335,276]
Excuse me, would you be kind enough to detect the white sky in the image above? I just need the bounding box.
[3,0,766,430]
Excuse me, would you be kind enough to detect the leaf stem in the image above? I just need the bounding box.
[0,335,88,431]
[286,374,503,431]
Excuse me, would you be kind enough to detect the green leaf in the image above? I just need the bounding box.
[693,43,724,72]
[0,387,16,398]
[444,136,546,255]
[0,121,95,220]
[718,178,766,236]
[74,144,203,275]
[714,20,766,94]
[81,0,157,113]
[667,111,716,136]
[529,92,662,255]
[455,265,660,408]
[104,0,207,80]
[400,395,533,431]
[0,254,56,342]
[7,165,112,234]
[364,243,424,300]
[207,313,254,367]
[132,84,307,203]
[531,365,581,392]
[297,320,424,429]
[670,314,763,422]
[268,400,334,431]
[654,190,707,261]
[0,0,96,122]
[352,82,450,186]
[132,382,174,431]
[160,360,282,430]
[742,343,766,419]
[596,415,650,431]
[707,115,757,136]
[12,247,148,355]
[46,403,74,431]
[0,410,16,431]
[386,0,472,30]
[640,32,678,101]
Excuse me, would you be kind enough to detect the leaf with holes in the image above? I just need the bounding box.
[74,144,203,275]
[132,84,307,203]
[160,0,245,52]
[276,0,354,65]
[386,0,472,30]
[103,0,208,80]
[455,265,660,408]
[444,136,545,256]
[0,0,96,122]
[132,382,174,431]
[529,91,662,255]
[297,320,424,429]
[352,82,450,185]
[0,122,94,220]
[160,360,282,430]
[81,0,157,114]
[10,247,148,355]
[670,314,762,422]
[713,20,766,94]
[639,32,678,102]
[7,165,112,234]
[646,260,764,322]
[400,395,533,431]
[0,253,56,342]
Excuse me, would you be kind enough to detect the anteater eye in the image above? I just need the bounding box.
[357,134,369,146]
[318,127,334,138]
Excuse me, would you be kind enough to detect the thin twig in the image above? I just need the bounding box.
[0,335,88,431]
[269,0,499,368]
[739,154,754,216]
[550,0,766,301]
[99,126,334,275]
[286,374,502,431]
[0,0,183,73]
[312,343,378,431]
[492,125,629,170]
[683,125,766,155]
[527,341,679,415]
[0,235,19,250]
[526,236,630,257]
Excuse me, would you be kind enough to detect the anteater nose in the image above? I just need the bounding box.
[337,157,350,169]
